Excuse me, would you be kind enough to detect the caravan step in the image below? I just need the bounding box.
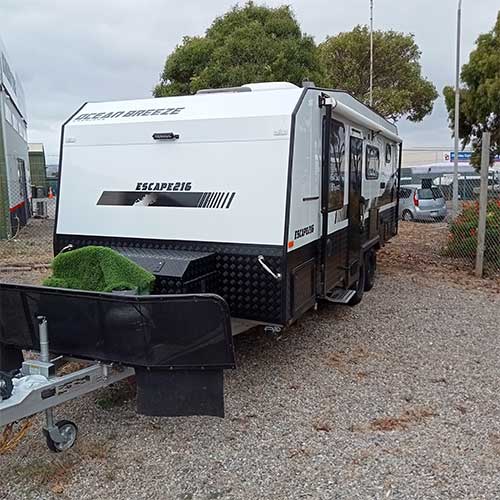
[325,288,356,304]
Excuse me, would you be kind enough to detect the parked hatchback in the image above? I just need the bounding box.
[398,185,447,222]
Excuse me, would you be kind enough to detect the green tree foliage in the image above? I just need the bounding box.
[444,12,500,166]
[318,26,438,122]
[153,2,319,96]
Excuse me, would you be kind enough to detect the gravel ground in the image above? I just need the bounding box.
[1,267,499,500]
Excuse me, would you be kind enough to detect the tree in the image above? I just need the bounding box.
[154,2,319,97]
[318,26,438,122]
[444,12,500,166]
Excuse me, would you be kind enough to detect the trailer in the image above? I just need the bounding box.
[0,82,402,450]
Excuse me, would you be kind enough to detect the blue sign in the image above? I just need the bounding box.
[449,151,500,162]
[449,151,472,161]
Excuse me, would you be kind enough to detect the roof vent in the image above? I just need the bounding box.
[243,82,298,92]
[196,82,298,95]
[302,80,315,88]
[196,86,251,95]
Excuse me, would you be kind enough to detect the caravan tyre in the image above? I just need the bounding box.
[348,264,365,306]
[364,250,377,292]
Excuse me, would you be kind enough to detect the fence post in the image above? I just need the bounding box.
[475,132,491,278]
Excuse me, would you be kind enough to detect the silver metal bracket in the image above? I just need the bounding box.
[21,360,55,378]
[257,255,282,281]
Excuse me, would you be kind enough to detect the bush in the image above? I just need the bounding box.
[444,200,500,270]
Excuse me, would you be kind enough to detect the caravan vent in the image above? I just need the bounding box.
[196,86,251,95]
[243,82,298,92]
[196,82,298,95]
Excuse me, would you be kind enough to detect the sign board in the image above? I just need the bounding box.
[448,151,500,163]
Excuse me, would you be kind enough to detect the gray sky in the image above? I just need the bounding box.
[2,0,499,162]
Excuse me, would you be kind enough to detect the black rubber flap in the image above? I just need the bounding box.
[135,368,224,417]
[0,283,234,370]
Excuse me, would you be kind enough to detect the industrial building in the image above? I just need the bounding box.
[0,36,31,239]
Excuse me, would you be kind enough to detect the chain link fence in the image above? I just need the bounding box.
[0,167,54,285]
[443,187,500,276]
[400,153,500,278]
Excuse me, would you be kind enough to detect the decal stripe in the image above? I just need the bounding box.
[221,192,230,208]
[197,192,208,207]
[209,192,217,209]
[201,192,209,208]
[215,192,224,208]
[226,192,236,209]
[204,192,214,208]
[96,191,235,209]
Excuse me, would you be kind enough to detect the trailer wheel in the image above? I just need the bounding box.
[364,250,377,292]
[0,371,13,401]
[44,420,78,453]
[348,264,365,306]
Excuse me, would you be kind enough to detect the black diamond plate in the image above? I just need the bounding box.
[54,235,284,323]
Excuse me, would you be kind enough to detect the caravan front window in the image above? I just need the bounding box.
[328,119,346,211]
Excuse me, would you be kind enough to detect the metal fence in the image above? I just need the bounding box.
[0,169,54,284]
[401,134,500,278]
[444,134,499,278]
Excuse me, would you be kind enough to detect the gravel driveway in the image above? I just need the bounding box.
[1,268,499,500]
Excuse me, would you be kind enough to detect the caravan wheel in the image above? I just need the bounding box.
[348,264,365,306]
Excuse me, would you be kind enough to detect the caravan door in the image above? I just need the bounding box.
[319,106,349,295]
[346,131,364,283]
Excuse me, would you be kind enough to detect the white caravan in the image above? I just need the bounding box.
[54,82,402,328]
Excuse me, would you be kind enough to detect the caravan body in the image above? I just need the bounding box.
[55,82,402,328]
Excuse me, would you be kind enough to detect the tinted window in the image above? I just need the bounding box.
[385,144,392,163]
[366,146,380,180]
[418,188,443,200]
[328,119,346,211]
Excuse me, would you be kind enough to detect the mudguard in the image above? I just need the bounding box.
[0,283,235,417]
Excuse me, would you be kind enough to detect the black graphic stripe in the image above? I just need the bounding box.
[97,190,236,209]
[210,192,219,209]
[221,192,230,208]
[203,192,214,208]
[226,192,236,209]
[215,192,224,208]
[197,192,208,208]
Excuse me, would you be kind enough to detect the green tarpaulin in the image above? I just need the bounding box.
[43,246,155,294]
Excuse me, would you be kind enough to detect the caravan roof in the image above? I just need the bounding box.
[68,83,399,141]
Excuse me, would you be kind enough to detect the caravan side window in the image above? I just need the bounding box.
[366,145,380,180]
[385,144,392,163]
[328,119,346,211]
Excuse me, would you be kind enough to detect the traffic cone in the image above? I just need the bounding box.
[48,187,55,199]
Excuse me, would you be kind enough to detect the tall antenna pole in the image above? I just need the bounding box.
[452,0,462,219]
[369,0,374,107]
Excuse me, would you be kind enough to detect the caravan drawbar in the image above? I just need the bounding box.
[0,83,402,442]
[55,81,402,327]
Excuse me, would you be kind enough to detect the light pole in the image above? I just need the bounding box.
[369,0,374,107]
[452,0,462,218]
